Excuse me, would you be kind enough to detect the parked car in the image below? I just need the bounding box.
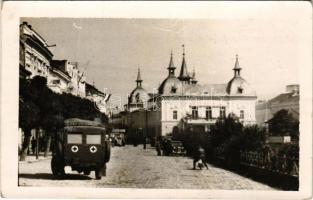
[170,140,186,156]
[51,118,111,180]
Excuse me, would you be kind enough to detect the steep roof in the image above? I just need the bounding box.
[269,92,299,105]
[167,51,176,70]
[85,82,105,96]
[136,68,142,82]
[178,55,190,80]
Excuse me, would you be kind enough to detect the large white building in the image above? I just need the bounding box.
[115,49,257,138]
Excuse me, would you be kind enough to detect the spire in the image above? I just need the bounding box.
[136,67,143,87]
[167,50,176,77]
[233,54,242,77]
[191,68,198,84]
[178,44,190,83]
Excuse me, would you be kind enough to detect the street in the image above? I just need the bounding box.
[19,145,275,189]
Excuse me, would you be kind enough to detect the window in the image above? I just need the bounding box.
[171,86,177,93]
[173,110,178,120]
[52,79,60,85]
[135,93,141,103]
[67,134,82,144]
[86,135,101,144]
[206,107,212,119]
[238,86,243,93]
[192,106,198,118]
[240,110,244,119]
[220,106,226,118]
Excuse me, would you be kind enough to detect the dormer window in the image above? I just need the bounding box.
[238,86,243,93]
[171,85,177,93]
[135,93,141,103]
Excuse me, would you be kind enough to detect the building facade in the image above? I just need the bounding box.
[19,22,93,100]
[255,84,299,127]
[115,49,257,139]
[49,60,86,97]
[85,82,111,114]
[20,21,53,79]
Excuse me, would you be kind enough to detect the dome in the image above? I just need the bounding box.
[128,87,150,104]
[158,76,183,95]
[226,77,253,95]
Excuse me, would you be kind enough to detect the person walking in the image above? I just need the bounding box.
[31,138,36,155]
[155,136,162,156]
[193,146,209,170]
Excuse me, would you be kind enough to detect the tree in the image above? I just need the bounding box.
[268,109,299,140]
[210,114,243,149]
[19,99,40,161]
[19,76,109,160]
[241,125,266,151]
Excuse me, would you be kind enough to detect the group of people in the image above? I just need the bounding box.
[155,136,173,156]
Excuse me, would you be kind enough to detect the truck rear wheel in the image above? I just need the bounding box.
[51,156,65,177]
[95,169,101,180]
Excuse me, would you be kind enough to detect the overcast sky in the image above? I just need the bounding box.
[24,17,303,106]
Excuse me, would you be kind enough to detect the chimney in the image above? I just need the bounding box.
[286,84,299,95]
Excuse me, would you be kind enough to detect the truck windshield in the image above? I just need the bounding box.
[67,133,83,144]
[86,134,101,144]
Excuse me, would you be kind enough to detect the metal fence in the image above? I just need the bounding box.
[240,151,299,177]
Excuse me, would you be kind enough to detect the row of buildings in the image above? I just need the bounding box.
[111,48,299,140]
[19,21,110,113]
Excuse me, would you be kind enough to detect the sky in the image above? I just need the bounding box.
[23,17,302,107]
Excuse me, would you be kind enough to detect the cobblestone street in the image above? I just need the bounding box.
[19,145,275,190]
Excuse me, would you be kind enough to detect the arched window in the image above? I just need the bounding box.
[171,85,177,93]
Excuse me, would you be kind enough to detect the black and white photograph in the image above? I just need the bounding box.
[1,1,312,199]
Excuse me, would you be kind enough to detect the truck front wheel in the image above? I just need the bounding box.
[104,141,111,163]
[51,156,65,178]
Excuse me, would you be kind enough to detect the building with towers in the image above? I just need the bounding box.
[112,46,257,140]
[127,68,150,112]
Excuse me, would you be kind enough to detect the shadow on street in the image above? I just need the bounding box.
[19,173,92,180]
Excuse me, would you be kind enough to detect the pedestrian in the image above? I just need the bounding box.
[193,146,209,170]
[31,138,36,155]
[163,139,171,156]
[155,136,162,156]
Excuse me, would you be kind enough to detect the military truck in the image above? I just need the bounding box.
[51,118,111,180]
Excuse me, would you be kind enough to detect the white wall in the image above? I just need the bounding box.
[159,97,256,135]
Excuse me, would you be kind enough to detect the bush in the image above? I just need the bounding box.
[277,143,299,158]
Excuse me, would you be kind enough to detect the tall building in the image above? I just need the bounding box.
[114,47,257,139]
[19,22,89,99]
[49,60,86,97]
[19,21,53,79]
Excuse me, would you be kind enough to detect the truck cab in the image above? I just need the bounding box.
[51,118,111,180]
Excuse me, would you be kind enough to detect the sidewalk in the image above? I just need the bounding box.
[19,153,52,164]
